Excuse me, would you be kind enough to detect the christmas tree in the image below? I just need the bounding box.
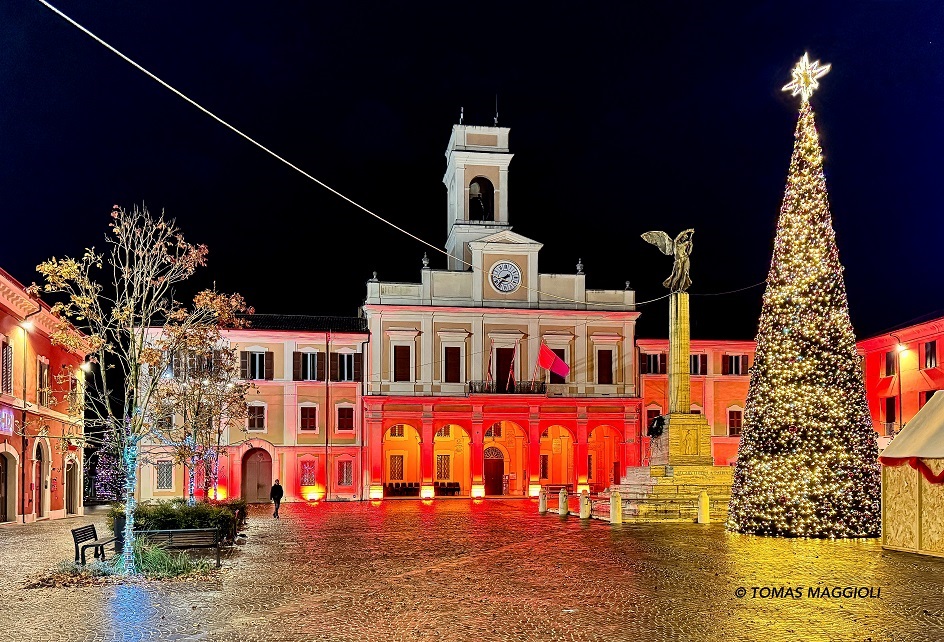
[727,54,881,537]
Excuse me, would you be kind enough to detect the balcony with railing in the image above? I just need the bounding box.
[468,380,546,395]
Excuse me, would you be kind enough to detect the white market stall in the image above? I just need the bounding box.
[880,391,944,556]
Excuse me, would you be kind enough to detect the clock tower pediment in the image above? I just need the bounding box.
[469,230,541,306]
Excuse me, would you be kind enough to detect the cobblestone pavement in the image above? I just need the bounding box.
[2,500,944,641]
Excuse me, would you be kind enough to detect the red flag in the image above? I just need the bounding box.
[538,343,570,378]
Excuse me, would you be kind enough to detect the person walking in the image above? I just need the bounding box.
[270,479,284,519]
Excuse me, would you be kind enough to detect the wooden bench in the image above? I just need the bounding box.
[135,528,222,567]
[71,524,117,565]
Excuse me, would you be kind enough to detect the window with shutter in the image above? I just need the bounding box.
[240,351,249,379]
[300,406,318,431]
[1,342,12,395]
[393,345,411,382]
[444,346,461,383]
[338,354,355,381]
[639,352,649,374]
[740,355,749,375]
[884,397,896,424]
[658,353,666,374]
[597,350,613,385]
[353,353,363,381]
[329,352,340,381]
[293,352,303,381]
[549,349,566,384]
[264,351,274,380]
[316,353,326,381]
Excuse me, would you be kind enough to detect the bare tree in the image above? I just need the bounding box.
[33,205,248,572]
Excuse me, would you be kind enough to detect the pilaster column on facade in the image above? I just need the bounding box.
[705,366,717,434]
[624,320,636,396]
[421,316,433,391]
[472,316,485,381]
[367,416,384,499]
[283,384,297,446]
[528,416,541,497]
[575,419,590,494]
[420,417,435,498]
[575,322,588,393]
[369,313,383,393]
[470,415,485,498]
[498,167,509,223]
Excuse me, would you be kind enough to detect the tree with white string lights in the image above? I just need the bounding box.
[727,54,881,538]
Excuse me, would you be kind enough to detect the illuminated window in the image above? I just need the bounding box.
[539,454,549,480]
[690,354,707,375]
[300,406,318,431]
[389,424,404,438]
[641,353,666,375]
[300,461,316,486]
[246,351,267,379]
[337,460,353,487]
[156,461,173,490]
[728,410,743,436]
[435,425,451,438]
[722,355,747,376]
[884,351,897,376]
[925,341,938,370]
[299,352,320,381]
[37,360,50,406]
[436,454,450,481]
[389,455,404,481]
[336,406,354,431]
[337,354,355,382]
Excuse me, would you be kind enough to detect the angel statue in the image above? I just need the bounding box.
[641,229,694,292]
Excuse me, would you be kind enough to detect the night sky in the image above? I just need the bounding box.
[2,2,942,340]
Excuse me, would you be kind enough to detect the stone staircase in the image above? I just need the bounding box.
[609,464,733,522]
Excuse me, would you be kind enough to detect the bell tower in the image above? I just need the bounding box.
[443,124,513,270]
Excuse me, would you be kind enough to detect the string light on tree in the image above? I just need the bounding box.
[726,54,881,538]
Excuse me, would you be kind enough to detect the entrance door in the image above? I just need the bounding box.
[483,446,504,495]
[0,456,6,522]
[495,348,515,393]
[65,462,77,515]
[34,448,44,518]
[242,449,273,502]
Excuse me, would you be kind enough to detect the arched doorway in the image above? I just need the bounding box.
[540,425,575,489]
[242,449,273,503]
[0,454,7,522]
[483,446,505,495]
[33,443,45,518]
[433,424,472,496]
[65,459,79,515]
[588,425,622,493]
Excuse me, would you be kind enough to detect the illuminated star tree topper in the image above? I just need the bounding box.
[782,52,831,102]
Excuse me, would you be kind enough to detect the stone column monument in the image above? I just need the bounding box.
[607,229,731,521]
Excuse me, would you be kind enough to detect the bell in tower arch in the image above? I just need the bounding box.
[468,177,494,222]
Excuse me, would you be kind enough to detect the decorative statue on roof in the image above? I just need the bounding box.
[641,229,694,292]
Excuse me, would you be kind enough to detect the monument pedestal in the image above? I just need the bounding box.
[614,412,733,522]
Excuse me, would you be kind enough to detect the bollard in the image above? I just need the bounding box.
[610,490,623,524]
[538,488,547,515]
[697,490,710,524]
[559,488,569,516]
[579,490,591,519]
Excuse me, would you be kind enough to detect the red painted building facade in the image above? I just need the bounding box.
[0,268,87,524]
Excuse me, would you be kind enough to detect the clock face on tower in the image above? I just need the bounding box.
[489,260,522,293]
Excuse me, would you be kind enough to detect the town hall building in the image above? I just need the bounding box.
[361,124,644,499]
